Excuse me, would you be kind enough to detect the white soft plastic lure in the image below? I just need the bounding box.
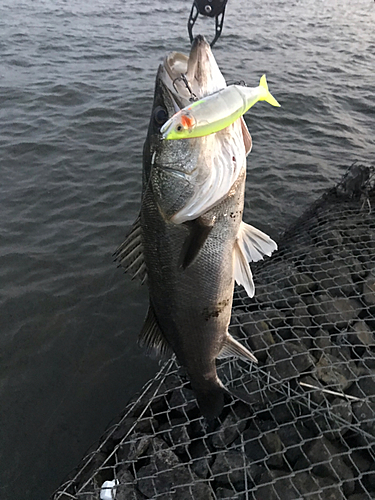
[161,74,280,140]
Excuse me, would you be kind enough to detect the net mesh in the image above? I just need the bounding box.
[53,164,375,500]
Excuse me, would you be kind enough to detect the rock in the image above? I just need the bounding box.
[348,450,371,475]
[212,404,248,449]
[116,470,144,500]
[137,439,212,499]
[299,375,326,405]
[211,450,252,490]
[169,386,197,413]
[314,397,353,440]
[189,438,213,479]
[312,328,334,357]
[363,463,375,491]
[356,352,375,371]
[258,309,288,329]
[255,469,325,500]
[311,258,354,295]
[348,320,375,347]
[277,422,314,466]
[117,433,152,463]
[304,436,355,496]
[352,400,375,445]
[243,428,267,463]
[239,316,274,363]
[291,301,312,328]
[314,475,346,499]
[215,487,245,499]
[267,341,314,380]
[309,294,360,329]
[315,354,354,391]
[363,270,375,306]
[292,270,315,295]
[260,432,284,468]
[349,373,375,400]
[239,377,279,411]
[347,495,369,500]
[158,418,191,454]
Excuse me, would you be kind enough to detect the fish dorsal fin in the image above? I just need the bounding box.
[218,333,258,363]
[138,304,173,360]
[240,117,252,156]
[180,216,215,269]
[233,221,277,297]
[113,216,147,284]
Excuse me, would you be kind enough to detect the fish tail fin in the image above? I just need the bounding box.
[194,377,254,419]
[225,385,254,408]
[259,74,281,107]
[195,383,225,420]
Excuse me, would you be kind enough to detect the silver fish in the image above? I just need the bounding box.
[115,36,277,419]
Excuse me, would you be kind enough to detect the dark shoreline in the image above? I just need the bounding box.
[53,165,375,500]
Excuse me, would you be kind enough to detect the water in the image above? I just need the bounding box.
[0,0,374,497]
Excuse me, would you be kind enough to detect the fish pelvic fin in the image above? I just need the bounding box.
[179,216,215,270]
[218,333,258,364]
[259,74,280,107]
[234,221,277,297]
[113,216,147,284]
[139,304,173,360]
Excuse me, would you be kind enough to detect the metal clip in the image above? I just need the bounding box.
[188,0,228,47]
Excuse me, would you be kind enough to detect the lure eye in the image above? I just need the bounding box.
[176,124,183,132]
[153,106,168,126]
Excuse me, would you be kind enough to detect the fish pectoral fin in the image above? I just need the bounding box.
[113,215,147,284]
[233,239,255,298]
[233,221,277,297]
[179,216,214,270]
[239,221,278,262]
[138,304,173,360]
[218,334,258,363]
[240,117,252,156]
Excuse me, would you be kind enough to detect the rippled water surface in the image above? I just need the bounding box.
[1,0,374,498]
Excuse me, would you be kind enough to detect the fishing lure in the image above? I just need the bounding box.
[161,74,280,140]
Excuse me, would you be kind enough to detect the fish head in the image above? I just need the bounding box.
[144,36,249,223]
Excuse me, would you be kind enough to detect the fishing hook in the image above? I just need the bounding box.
[173,73,198,101]
[188,0,228,47]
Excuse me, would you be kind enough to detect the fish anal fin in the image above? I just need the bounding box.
[240,117,252,156]
[139,305,172,360]
[113,216,147,283]
[180,216,214,270]
[218,333,258,363]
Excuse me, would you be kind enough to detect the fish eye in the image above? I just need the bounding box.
[153,106,168,126]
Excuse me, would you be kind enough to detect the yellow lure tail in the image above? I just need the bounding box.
[259,74,281,107]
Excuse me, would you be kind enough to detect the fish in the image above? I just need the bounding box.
[114,35,277,419]
[161,74,280,140]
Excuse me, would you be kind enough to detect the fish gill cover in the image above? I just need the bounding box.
[53,163,375,500]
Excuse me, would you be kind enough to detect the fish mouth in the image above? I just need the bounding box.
[160,35,226,109]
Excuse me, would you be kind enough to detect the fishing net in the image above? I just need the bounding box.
[53,164,375,500]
